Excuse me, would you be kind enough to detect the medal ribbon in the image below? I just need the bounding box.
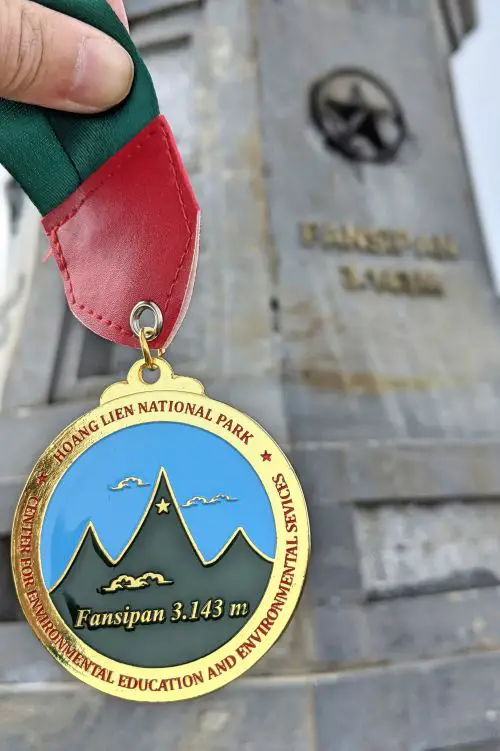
[0,0,200,350]
[0,0,159,216]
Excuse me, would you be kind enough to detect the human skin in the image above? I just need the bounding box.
[0,0,133,113]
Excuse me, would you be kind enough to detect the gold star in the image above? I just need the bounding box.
[156,499,171,514]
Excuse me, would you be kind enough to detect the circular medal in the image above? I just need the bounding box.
[11,357,309,701]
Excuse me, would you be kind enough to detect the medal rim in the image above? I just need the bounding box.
[12,381,310,702]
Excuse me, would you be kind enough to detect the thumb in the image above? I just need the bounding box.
[0,0,134,113]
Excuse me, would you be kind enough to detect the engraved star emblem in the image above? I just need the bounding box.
[261,451,272,462]
[36,471,48,485]
[313,73,406,164]
[156,499,171,514]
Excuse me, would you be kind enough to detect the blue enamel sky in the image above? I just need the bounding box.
[40,423,277,590]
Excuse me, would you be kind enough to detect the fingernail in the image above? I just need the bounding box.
[68,36,134,112]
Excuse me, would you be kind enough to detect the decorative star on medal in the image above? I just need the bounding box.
[156,499,171,514]
[261,451,272,462]
[36,471,48,485]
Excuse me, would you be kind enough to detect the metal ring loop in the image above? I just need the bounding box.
[130,301,163,340]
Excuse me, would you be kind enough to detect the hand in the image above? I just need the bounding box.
[0,0,133,113]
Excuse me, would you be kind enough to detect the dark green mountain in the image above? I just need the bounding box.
[50,469,273,668]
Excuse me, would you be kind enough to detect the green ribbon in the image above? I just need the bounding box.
[0,0,159,216]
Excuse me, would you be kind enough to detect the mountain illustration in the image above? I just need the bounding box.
[50,468,273,669]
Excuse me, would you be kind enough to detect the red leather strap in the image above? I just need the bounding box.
[42,115,200,350]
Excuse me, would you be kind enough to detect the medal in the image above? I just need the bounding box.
[3,0,310,701]
[11,322,309,700]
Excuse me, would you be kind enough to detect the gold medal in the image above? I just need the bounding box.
[11,326,309,702]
